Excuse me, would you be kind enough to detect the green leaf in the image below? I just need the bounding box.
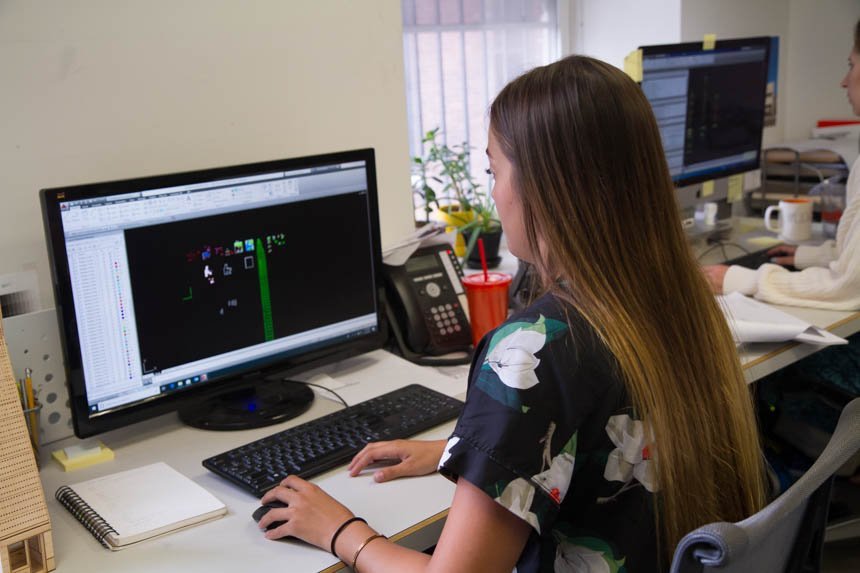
[475,367,523,411]
[561,432,578,457]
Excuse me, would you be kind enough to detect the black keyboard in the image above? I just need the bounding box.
[723,244,796,271]
[202,384,463,497]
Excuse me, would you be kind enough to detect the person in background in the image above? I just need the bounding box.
[702,19,860,311]
[256,55,766,572]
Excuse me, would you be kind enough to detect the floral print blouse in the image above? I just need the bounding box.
[438,293,658,572]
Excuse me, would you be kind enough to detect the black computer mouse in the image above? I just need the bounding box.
[252,500,288,531]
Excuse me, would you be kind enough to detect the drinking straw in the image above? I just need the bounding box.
[478,237,489,282]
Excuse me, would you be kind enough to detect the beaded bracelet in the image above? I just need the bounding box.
[329,516,367,556]
[351,533,386,573]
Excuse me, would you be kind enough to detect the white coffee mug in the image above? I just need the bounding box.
[764,199,813,242]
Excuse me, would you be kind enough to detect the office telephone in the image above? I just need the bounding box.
[383,244,473,363]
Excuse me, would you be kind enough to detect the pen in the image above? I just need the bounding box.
[24,367,39,454]
[17,377,25,408]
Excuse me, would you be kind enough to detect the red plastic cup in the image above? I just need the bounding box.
[462,272,512,346]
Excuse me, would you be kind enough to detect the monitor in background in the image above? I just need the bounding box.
[41,149,386,437]
[640,36,771,212]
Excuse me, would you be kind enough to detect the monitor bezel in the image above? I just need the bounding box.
[41,148,387,438]
[640,36,772,188]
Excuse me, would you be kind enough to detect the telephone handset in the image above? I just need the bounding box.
[384,244,472,364]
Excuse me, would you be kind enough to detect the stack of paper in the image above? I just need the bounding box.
[717,292,847,346]
[382,222,452,266]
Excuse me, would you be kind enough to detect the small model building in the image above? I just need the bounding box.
[0,305,54,572]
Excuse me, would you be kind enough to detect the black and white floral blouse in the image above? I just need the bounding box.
[439,293,658,573]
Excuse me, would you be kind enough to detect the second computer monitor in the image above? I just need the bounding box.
[640,36,771,190]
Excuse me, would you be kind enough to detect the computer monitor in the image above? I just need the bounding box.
[640,36,771,203]
[41,149,386,437]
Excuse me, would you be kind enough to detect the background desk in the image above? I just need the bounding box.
[739,304,860,383]
[691,217,860,381]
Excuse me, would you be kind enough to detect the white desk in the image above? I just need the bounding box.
[738,304,860,382]
[38,350,466,573]
[38,230,859,572]
[690,217,860,382]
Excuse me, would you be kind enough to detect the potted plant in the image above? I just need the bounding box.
[412,128,502,267]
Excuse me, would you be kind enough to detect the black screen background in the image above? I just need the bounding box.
[684,61,766,165]
[124,192,376,373]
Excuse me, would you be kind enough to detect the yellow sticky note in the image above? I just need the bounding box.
[52,442,114,471]
[623,48,643,82]
[701,180,714,198]
[703,34,716,50]
[727,173,744,203]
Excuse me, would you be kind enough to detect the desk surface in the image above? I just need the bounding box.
[690,217,860,382]
[38,350,465,573]
[38,226,859,572]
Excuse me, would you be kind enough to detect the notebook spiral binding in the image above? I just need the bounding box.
[55,485,118,548]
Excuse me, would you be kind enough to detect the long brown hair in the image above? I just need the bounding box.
[489,55,766,556]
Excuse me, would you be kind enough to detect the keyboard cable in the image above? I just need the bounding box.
[281,378,349,409]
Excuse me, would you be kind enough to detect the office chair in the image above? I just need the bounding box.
[670,397,860,573]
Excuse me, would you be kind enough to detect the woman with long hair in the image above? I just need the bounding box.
[257,55,766,572]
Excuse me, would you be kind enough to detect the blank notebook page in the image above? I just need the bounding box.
[68,461,225,540]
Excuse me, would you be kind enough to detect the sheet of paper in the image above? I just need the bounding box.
[717,292,847,346]
[727,173,744,203]
[382,222,452,266]
[743,169,762,191]
[302,372,359,394]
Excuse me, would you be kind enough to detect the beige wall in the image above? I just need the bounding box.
[681,0,860,142]
[573,0,859,144]
[572,0,681,69]
[783,0,859,140]
[0,1,414,308]
[680,0,791,146]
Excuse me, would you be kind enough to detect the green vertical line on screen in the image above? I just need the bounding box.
[256,238,274,341]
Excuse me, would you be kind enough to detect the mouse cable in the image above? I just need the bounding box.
[696,241,750,262]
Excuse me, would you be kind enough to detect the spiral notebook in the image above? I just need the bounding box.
[55,462,227,550]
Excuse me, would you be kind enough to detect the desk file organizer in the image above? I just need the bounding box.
[0,304,55,572]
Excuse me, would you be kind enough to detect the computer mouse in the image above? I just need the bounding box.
[252,500,288,531]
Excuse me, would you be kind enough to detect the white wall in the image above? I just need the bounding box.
[572,0,681,69]
[783,0,859,140]
[0,0,414,309]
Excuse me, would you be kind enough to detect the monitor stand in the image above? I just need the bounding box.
[178,378,314,431]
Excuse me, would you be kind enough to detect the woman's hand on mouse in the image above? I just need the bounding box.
[258,475,354,545]
[348,439,446,482]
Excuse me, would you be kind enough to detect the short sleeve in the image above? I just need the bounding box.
[438,311,580,535]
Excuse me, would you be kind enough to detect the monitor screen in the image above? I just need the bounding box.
[640,37,771,188]
[41,149,386,437]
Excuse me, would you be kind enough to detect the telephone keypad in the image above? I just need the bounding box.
[424,301,468,343]
[400,246,471,352]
